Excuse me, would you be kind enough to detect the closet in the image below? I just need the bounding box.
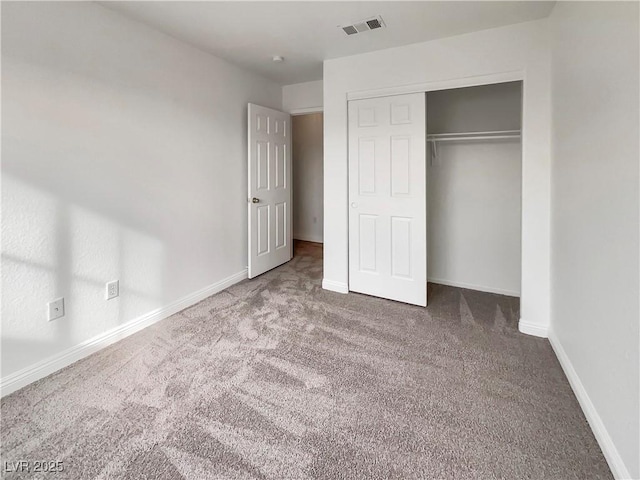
[346,81,522,306]
[427,81,522,297]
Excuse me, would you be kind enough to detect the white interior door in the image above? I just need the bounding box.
[248,103,292,278]
[348,93,427,306]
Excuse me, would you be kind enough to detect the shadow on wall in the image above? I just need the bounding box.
[1,174,165,377]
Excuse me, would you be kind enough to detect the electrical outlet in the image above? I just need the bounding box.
[106,280,119,300]
[47,297,65,322]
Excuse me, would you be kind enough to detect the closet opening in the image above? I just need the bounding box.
[426,81,522,317]
[291,112,324,264]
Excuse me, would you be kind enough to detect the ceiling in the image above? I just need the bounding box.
[101,1,556,85]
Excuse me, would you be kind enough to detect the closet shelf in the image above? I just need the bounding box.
[427,130,521,142]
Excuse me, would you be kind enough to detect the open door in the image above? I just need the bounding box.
[348,93,427,306]
[248,103,292,278]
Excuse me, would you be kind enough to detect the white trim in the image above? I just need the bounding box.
[0,269,248,398]
[518,319,549,338]
[428,277,520,297]
[294,233,323,244]
[289,106,323,115]
[548,330,631,480]
[322,279,349,294]
[347,70,523,101]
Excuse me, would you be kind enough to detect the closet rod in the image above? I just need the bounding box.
[427,130,521,142]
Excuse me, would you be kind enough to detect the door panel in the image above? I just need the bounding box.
[257,205,270,256]
[358,138,377,194]
[391,136,411,196]
[257,141,269,190]
[359,214,378,273]
[348,93,427,306]
[275,143,286,189]
[275,202,286,249]
[391,216,413,279]
[248,104,292,278]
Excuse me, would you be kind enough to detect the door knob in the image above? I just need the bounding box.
[351,202,358,208]
[252,197,260,204]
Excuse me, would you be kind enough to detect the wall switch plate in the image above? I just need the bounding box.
[106,280,119,300]
[47,297,65,321]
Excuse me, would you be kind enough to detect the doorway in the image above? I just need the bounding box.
[427,81,522,298]
[292,112,324,260]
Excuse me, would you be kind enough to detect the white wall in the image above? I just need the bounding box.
[282,80,323,113]
[292,114,324,243]
[549,2,639,478]
[427,83,522,296]
[427,81,522,134]
[323,20,551,335]
[428,144,522,295]
[1,2,282,381]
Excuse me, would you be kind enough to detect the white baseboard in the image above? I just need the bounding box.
[293,234,323,244]
[518,319,549,338]
[427,277,520,297]
[322,279,349,294]
[0,269,248,398]
[548,330,632,480]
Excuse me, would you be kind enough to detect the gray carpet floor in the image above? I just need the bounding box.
[1,241,611,479]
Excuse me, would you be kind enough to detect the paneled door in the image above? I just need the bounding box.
[248,103,292,278]
[348,93,427,306]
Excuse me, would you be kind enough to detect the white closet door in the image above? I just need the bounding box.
[348,93,427,306]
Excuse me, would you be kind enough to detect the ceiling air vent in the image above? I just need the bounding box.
[342,25,358,35]
[341,16,385,36]
[366,18,382,30]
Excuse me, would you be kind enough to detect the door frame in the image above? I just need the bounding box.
[289,107,323,116]
[345,70,526,312]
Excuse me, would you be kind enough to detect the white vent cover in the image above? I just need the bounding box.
[341,16,385,36]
